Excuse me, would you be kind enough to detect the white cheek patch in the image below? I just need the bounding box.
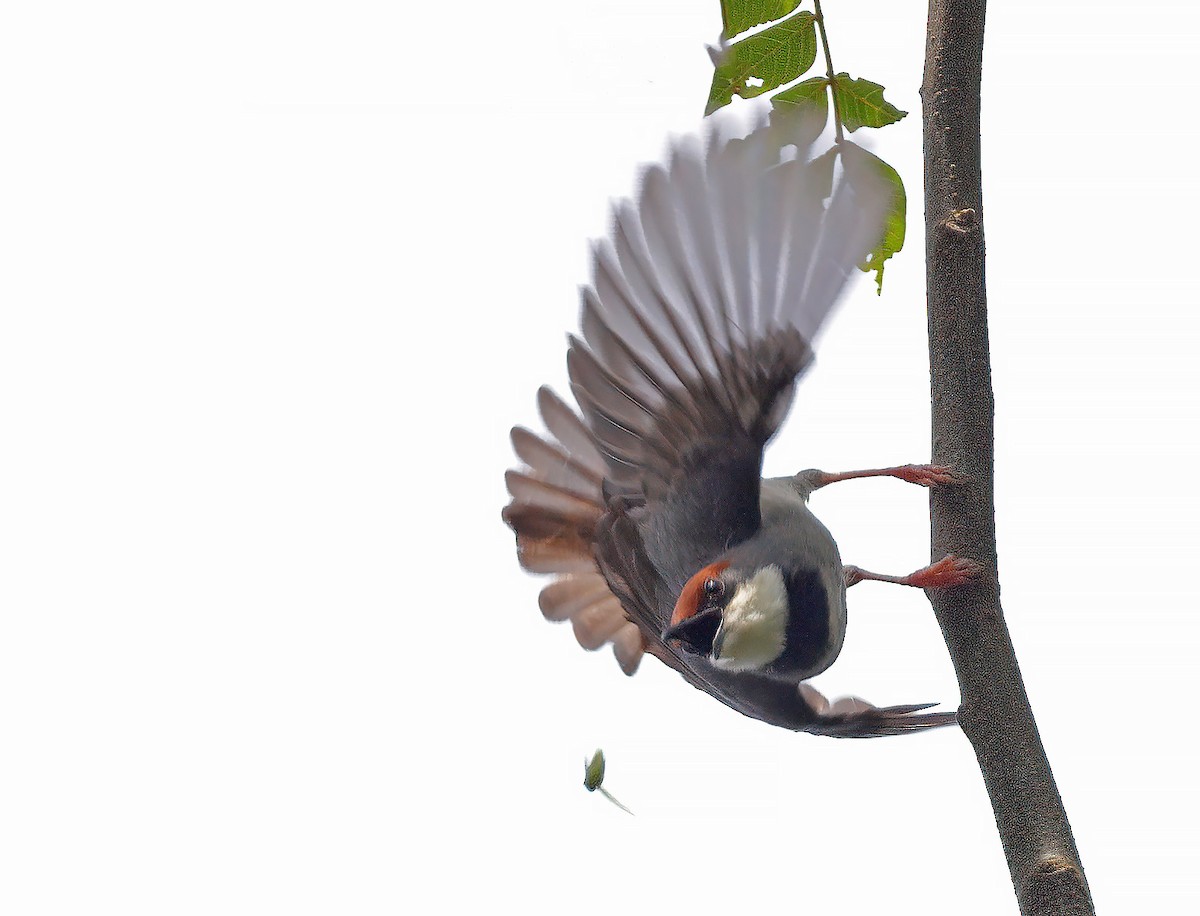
[711,565,789,671]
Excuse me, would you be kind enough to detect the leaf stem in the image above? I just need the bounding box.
[812,0,843,143]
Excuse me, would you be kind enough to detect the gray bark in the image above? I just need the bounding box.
[920,0,1095,912]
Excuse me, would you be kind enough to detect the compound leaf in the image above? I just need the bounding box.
[722,0,804,38]
[706,11,818,115]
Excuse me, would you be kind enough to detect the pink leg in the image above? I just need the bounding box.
[814,464,963,489]
[844,555,981,589]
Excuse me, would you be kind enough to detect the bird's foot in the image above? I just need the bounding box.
[889,464,964,488]
[903,555,981,589]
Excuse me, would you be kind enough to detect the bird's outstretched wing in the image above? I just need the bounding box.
[569,115,889,575]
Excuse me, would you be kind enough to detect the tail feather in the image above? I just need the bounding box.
[503,390,647,675]
[797,684,958,738]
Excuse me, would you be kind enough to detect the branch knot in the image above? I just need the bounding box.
[1017,854,1091,915]
[943,207,978,234]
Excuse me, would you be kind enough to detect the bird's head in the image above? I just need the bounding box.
[663,560,792,672]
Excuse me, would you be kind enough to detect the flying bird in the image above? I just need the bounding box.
[503,116,976,738]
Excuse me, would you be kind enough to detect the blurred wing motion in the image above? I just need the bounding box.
[504,115,951,737]
[568,119,889,575]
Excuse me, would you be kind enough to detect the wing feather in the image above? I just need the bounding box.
[535,386,607,478]
[611,623,646,675]
[564,343,657,441]
[571,596,629,650]
[570,119,888,574]
[504,471,600,522]
[509,427,603,501]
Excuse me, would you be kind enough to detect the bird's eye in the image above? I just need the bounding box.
[703,578,723,597]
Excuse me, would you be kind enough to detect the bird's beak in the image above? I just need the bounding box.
[663,608,722,657]
[711,625,727,663]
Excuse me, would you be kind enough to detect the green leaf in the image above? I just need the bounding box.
[771,75,829,131]
[847,147,906,294]
[583,749,605,791]
[722,0,804,38]
[706,11,818,115]
[830,74,907,132]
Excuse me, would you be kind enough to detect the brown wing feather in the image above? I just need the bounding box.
[537,574,612,622]
[502,390,647,674]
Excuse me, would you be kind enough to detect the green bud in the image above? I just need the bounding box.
[583,749,605,792]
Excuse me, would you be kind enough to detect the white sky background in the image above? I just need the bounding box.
[2,0,1198,913]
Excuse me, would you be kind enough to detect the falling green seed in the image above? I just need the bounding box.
[583,749,606,791]
[583,749,633,815]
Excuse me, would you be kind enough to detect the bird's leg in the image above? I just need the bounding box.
[844,555,981,589]
[799,464,963,492]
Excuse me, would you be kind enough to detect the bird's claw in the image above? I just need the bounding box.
[894,464,964,488]
[906,555,981,589]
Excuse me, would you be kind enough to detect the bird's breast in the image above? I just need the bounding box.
[756,478,848,680]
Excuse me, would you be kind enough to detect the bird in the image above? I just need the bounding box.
[502,113,977,738]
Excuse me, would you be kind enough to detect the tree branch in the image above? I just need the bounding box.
[920,2,1095,913]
